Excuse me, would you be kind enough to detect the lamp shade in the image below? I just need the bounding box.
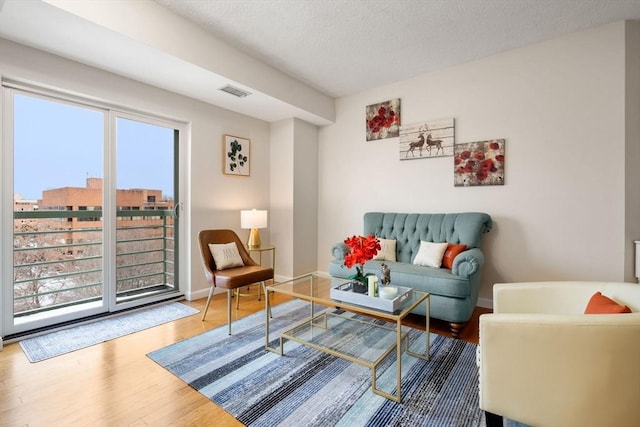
[240,209,268,229]
[241,209,267,248]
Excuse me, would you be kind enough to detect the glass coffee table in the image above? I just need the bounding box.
[265,273,430,402]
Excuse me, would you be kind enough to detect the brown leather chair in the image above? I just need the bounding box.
[198,229,274,334]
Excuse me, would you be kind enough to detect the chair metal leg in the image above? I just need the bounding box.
[227,289,233,335]
[201,285,215,321]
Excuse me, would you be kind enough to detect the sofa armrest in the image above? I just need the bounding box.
[479,313,640,426]
[451,247,484,277]
[331,242,349,260]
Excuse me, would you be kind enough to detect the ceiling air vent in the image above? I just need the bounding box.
[219,85,251,98]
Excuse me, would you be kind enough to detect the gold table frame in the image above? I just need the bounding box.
[265,274,430,402]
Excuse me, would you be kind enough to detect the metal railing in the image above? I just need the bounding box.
[13,209,175,316]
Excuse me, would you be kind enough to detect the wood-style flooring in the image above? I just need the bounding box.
[0,289,490,426]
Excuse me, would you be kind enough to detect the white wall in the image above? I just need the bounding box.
[317,21,639,305]
[270,118,319,278]
[625,22,640,280]
[293,118,319,276]
[270,119,295,278]
[0,39,272,301]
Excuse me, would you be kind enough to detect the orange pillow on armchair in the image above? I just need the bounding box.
[584,292,632,314]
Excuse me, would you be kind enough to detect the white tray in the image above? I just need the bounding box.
[330,282,413,312]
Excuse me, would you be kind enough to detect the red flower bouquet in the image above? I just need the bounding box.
[343,235,381,284]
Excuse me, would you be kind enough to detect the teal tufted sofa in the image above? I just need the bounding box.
[329,212,492,338]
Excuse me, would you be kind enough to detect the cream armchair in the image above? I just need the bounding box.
[478,281,640,427]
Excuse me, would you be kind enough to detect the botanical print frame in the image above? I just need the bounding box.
[399,118,454,160]
[366,98,401,141]
[223,134,250,176]
[454,139,505,186]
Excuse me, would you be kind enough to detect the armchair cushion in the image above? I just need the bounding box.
[208,242,244,270]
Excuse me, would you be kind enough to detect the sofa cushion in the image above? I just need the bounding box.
[413,241,448,268]
[442,243,468,269]
[364,260,471,299]
[372,238,396,261]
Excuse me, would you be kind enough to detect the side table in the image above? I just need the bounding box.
[234,245,276,308]
[247,244,276,282]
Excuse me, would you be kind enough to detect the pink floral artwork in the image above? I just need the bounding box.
[366,99,400,141]
[454,139,505,186]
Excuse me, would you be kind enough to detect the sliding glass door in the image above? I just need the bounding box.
[115,116,179,304]
[2,85,184,337]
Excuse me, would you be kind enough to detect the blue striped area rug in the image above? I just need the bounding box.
[148,299,486,426]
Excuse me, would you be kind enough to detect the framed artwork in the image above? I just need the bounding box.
[366,98,401,141]
[223,134,250,176]
[454,139,505,186]
[399,118,454,160]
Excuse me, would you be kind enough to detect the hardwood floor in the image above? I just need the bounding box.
[0,290,490,426]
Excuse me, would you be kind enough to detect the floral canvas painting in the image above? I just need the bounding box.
[366,98,400,141]
[454,139,505,186]
[399,118,454,160]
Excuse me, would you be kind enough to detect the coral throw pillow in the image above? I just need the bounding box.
[442,243,467,269]
[584,292,632,314]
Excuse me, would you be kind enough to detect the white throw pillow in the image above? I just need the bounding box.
[208,242,245,270]
[413,241,448,268]
[372,238,397,262]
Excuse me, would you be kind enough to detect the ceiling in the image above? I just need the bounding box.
[154,0,640,98]
[1,0,639,124]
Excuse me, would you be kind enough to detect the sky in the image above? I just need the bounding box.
[13,93,175,200]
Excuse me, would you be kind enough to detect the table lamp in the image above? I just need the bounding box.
[240,209,267,248]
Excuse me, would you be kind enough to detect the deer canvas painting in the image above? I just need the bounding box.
[399,118,454,160]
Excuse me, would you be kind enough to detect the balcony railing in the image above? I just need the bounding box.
[13,209,175,317]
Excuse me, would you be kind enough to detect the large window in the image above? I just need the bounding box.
[2,83,184,337]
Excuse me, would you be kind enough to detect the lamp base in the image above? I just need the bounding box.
[247,228,262,248]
